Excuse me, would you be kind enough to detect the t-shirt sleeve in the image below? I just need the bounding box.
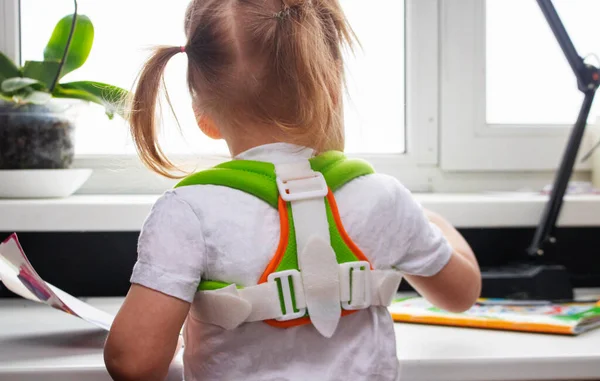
[130,190,206,303]
[387,179,453,277]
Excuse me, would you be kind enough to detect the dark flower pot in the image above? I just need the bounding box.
[0,101,75,170]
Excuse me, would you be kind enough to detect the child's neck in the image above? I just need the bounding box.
[226,134,294,158]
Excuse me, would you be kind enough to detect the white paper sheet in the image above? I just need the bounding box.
[0,233,114,331]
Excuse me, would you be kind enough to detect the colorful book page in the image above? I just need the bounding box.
[390,297,600,335]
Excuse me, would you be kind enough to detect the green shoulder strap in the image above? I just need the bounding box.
[174,151,374,208]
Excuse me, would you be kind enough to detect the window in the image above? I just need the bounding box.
[487,0,600,125]
[440,0,596,171]
[13,0,551,193]
[19,0,406,156]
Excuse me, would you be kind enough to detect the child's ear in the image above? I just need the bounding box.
[193,102,222,140]
[197,115,223,140]
[193,104,222,140]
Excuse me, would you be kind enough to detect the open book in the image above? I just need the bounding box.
[389,296,600,335]
[0,233,114,331]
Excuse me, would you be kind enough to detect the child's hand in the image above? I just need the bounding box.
[104,284,190,381]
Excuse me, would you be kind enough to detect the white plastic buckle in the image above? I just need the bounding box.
[268,270,307,321]
[339,261,372,311]
[276,172,328,202]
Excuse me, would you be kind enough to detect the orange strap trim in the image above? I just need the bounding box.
[261,197,310,328]
[326,191,372,268]
[258,197,289,284]
[260,192,371,329]
[265,308,359,329]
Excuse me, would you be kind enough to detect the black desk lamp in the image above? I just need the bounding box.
[481,0,600,300]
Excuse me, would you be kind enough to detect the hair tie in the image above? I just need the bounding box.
[274,4,298,20]
[274,8,291,20]
[180,46,186,54]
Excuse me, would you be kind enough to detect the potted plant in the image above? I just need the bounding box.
[0,0,127,197]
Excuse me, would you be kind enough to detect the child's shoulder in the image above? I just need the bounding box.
[334,172,422,229]
[337,172,414,204]
[334,172,428,268]
[152,182,271,222]
[159,184,245,209]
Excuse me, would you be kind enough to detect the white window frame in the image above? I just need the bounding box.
[2,0,590,195]
[440,0,594,172]
[0,0,19,64]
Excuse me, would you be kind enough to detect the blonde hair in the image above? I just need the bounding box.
[130,0,354,178]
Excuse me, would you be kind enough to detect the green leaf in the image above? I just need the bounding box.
[1,77,43,93]
[58,81,128,118]
[22,61,61,88]
[53,84,101,102]
[0,52,21,82]
[0,93,13,102]
[44,14,94,78]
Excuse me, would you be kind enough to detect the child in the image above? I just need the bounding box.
[104,0,481,380]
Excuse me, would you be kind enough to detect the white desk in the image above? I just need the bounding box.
[1,298,599,381]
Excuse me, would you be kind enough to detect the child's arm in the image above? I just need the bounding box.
[404,209,481,313]
[424,209,479,268]
[102,191,204,380]
[104,284,190,381]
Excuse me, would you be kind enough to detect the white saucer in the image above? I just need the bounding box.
[0,169,93,199]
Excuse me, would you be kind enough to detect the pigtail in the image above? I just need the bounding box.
[129,46,183,179]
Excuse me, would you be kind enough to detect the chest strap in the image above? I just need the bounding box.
[193,268,402,331]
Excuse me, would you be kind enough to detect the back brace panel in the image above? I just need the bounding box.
[175,151,402,337]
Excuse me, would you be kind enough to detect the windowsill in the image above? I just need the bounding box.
[1,193,600,232]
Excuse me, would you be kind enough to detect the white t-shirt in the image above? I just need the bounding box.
[131,143,453,381]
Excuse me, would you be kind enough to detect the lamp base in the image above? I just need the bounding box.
[481,264,574,301]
